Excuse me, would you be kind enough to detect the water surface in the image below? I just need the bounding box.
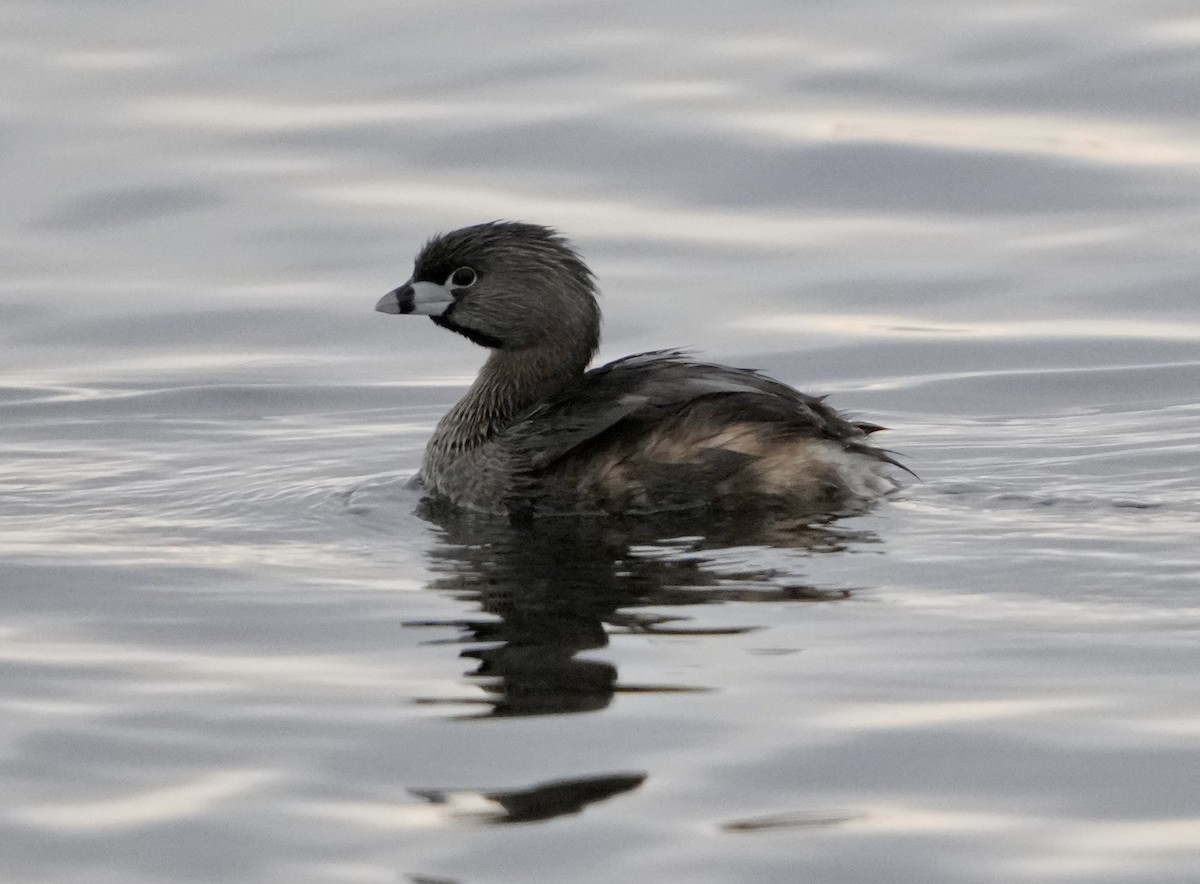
[3,2,1199,882]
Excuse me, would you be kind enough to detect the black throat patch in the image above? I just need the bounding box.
[431,315,505,349]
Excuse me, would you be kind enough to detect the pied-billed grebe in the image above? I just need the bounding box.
[376,221,908,517]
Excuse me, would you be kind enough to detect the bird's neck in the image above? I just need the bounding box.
[432,338,594,453]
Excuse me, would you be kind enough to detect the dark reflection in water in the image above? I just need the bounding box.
[406,502,876,718]
[410,771,648,825]
[721,808,865,832]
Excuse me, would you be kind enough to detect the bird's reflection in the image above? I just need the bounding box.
[409,771,648,825]
[407,501,879,718]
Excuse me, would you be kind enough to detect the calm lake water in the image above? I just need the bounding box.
[3,2,1200,882]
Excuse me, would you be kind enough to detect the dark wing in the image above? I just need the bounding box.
[505,350,907,473]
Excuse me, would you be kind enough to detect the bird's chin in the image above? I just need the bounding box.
[431,315,505,349]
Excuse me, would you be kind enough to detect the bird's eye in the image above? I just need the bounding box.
[449,267,477,288]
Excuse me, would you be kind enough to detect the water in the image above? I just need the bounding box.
[3,2,1200,882]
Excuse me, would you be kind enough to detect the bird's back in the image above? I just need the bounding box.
[498,351,905,516]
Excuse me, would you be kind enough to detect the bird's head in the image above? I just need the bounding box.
[376,221,600,355]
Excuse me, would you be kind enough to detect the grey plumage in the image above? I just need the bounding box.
[376,221,909,517]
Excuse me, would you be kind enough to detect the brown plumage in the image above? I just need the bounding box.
[376,221,909,517]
